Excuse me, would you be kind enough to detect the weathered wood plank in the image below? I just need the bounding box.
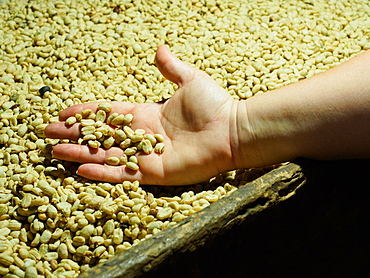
[80,163,305,278]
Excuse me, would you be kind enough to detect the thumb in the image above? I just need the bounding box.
[155,45,201,87]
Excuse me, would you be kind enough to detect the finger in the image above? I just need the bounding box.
[51,144,124,164]
[155,45,200,87]
[44,122,82,141]
[58,101,136,121]
[76,164,143,184]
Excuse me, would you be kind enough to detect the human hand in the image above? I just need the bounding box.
[45,45,239,185]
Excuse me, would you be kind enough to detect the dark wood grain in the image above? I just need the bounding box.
[79,163,305,278]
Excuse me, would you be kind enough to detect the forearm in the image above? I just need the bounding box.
[233,49,370,168]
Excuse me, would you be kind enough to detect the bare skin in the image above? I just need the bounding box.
[45,45,238,185]
[45,46,370,185]
[238,48,370,168]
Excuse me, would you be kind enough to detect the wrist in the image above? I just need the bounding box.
[229,99,264,169]
[231,93,300,169]
[211,98,242,175]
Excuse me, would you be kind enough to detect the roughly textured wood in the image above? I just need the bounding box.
[80,163,305,278]
[143,159,370,278]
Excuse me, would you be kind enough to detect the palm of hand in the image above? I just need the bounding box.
[151,74,235,185]
[45,46,236,185]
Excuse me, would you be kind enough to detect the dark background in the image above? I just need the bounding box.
[143,159,370,278]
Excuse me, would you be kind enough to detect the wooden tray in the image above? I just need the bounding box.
[80,162,305,278]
